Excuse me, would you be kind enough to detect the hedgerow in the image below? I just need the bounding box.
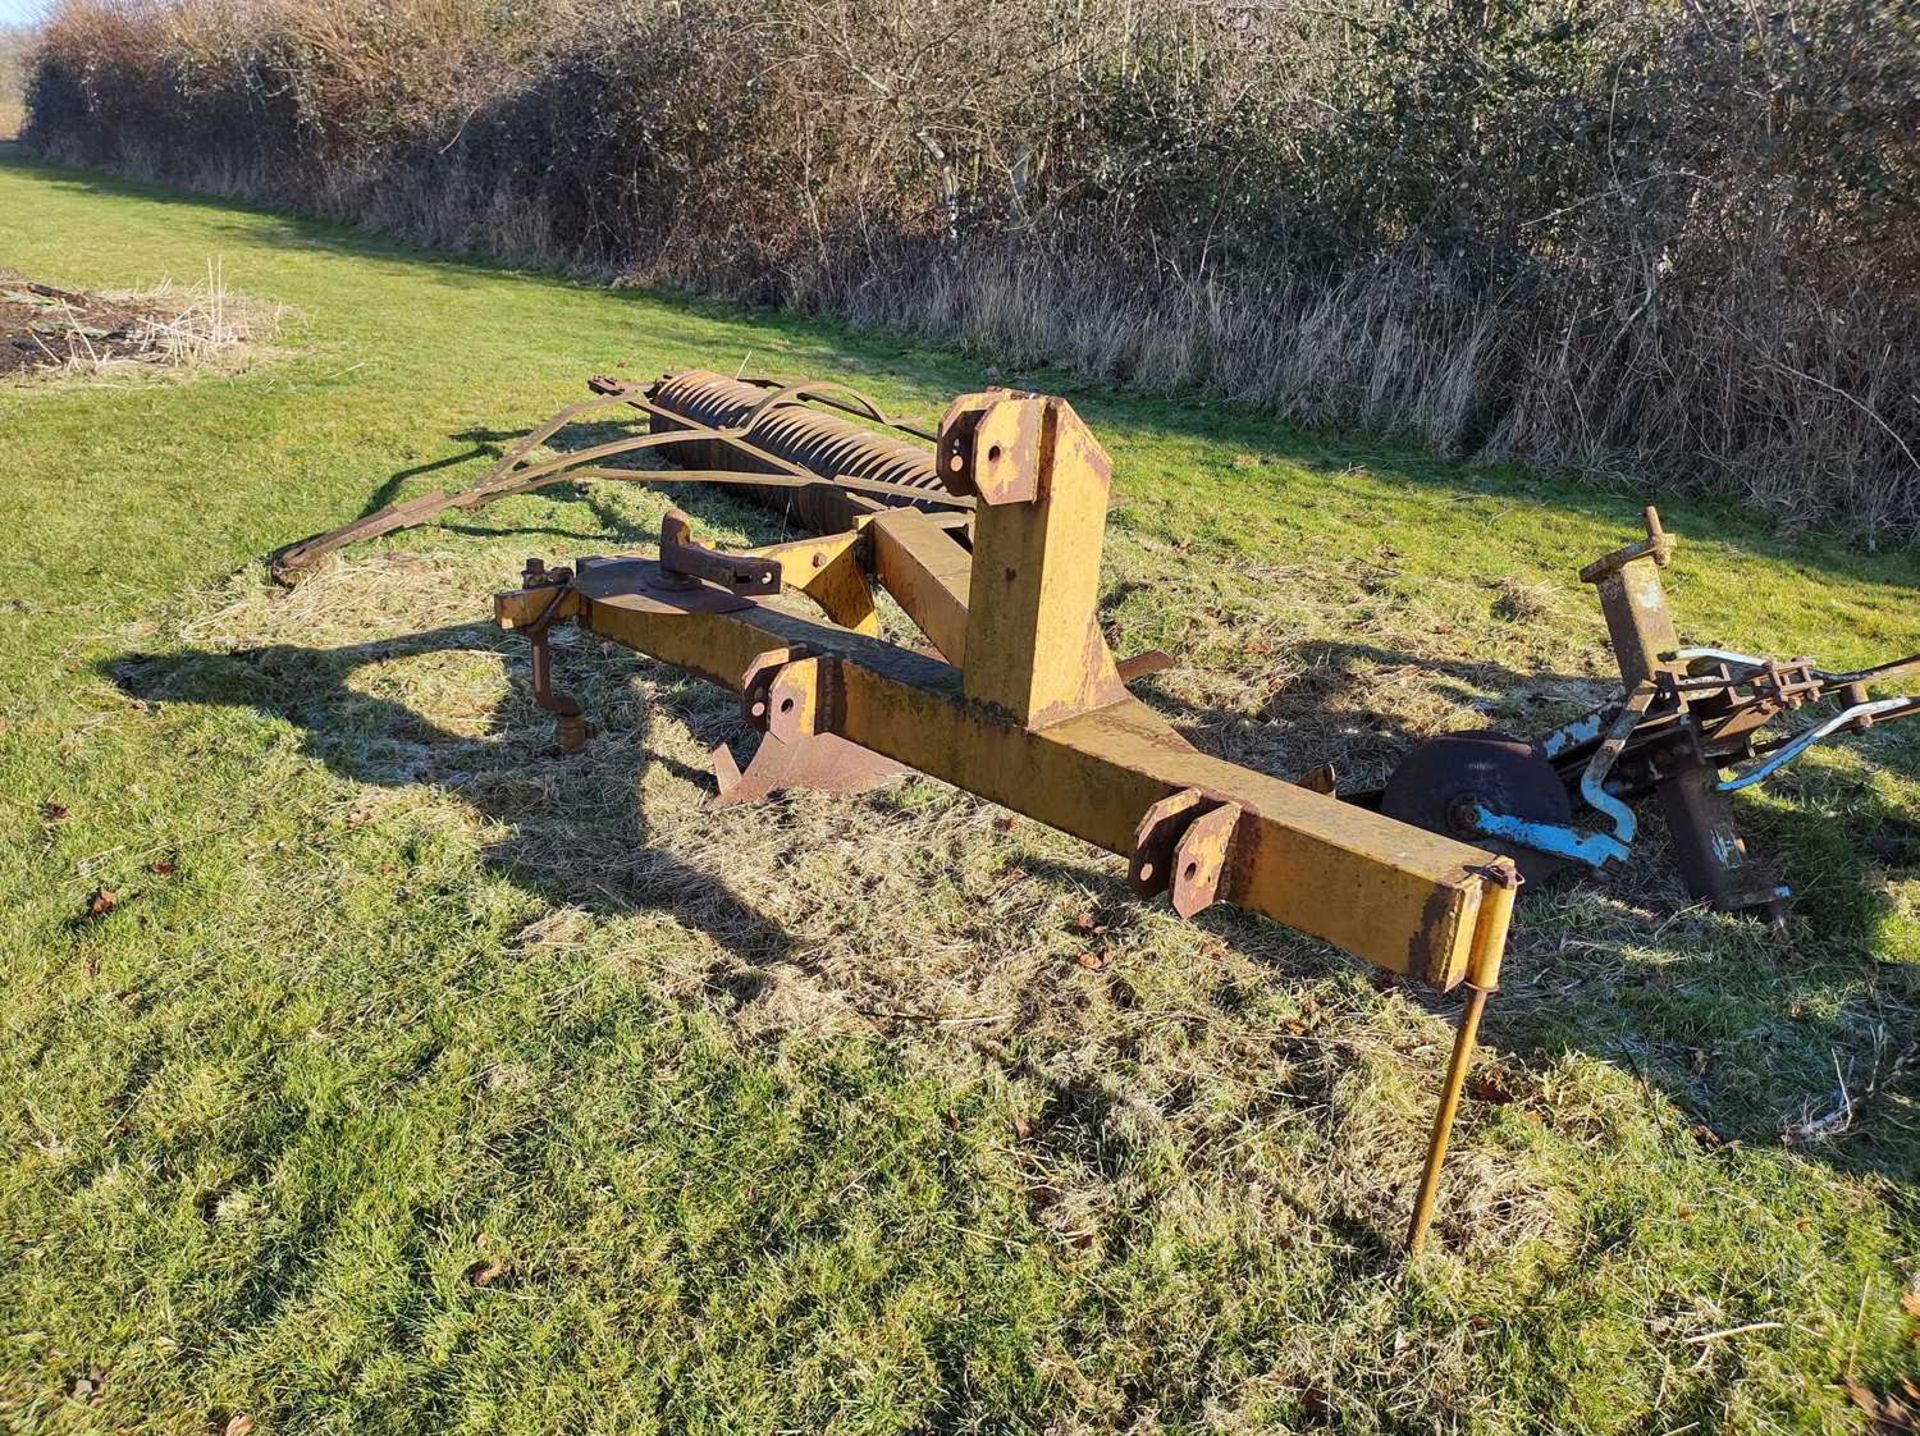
[24,0,1920,540]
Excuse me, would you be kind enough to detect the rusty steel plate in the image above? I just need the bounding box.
[573,556,756,615]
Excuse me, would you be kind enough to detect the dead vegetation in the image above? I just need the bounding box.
[0,261,281,379]
[20,0,1920,541]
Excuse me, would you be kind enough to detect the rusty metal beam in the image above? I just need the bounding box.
[869,510,975,662]
[500,573,1508,989]
[747,529,879,635]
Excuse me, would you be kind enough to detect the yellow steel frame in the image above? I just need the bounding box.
[496,388,1514,1252]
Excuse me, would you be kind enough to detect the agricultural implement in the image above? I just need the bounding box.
[277,369,1917,1250]
[1364,507,1919,928]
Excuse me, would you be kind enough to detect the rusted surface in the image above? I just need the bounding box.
[870,510,974,664]
[459,377,1524,1249]
[1407,983,1491,1256]
[1373,504,1915,929]
[936,389,1042,504]
[1579,513,1784,915]
[573,557,756,616]
[711,731,906,807]
[1115,650,1173,682]
[958,393,1129,729]
[646,369,949,532]
[657,510,781,595]
[746,529,878,635]
[277,370,966,580]
[1128,788,1208,897]
[1169,802,1242,918]
[517,559,588,751]
[548,558,1504,989]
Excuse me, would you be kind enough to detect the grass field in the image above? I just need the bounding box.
[2,151,1917,1433]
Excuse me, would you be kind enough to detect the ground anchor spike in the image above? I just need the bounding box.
[1406,983,1491,1257]
[1406,859,1517,1255]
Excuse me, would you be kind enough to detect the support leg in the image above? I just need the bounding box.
[1407,983,1490,1256]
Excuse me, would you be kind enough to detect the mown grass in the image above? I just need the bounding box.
[2,151,1917,1433]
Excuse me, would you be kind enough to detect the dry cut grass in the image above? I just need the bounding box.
[1,258,284,380]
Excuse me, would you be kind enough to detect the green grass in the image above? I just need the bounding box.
[2,150,1918,1433]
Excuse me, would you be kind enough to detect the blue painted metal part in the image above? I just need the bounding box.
[1539,709,1605,759]
[1578,765,1638,849]
[1718,697,1918,792]
[1574,693,1653,852]
[1467,805,1632,871]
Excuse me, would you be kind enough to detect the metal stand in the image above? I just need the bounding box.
[1408,984,1491,1256]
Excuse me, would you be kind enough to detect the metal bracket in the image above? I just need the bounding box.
[1578,504,1677,583]
[1718,696,1920,791]
[934,390,1042,505]
[718,646,905,805]
[654,509,782,595]
[1466,805,1630,869]
[740,647,836,741]
[1128,788,1244,917]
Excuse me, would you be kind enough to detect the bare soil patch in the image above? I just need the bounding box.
[0,265,279,378]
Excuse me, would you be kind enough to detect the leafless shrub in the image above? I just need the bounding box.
[21,0,1920,540]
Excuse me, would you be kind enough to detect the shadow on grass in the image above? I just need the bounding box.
[102,615,1920,1207]
[1129,640,1920,1192]
[105,627,798,982]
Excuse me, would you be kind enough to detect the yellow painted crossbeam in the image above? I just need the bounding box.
[501,574,1510,991]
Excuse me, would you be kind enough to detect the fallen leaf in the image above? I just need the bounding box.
[465,1258,507,1288]
[148,859,177,876]
[1470,1075,1515,1106]
[84,888,118,919]
[1902,1288,1920,1320]
[1689,1122,1726,1149]
[223,1416,255,1436]
[1077,948,1109,971]
[1011,1114,1033,1141]
[41,802,68,821]
[1846,1376,1919,1433]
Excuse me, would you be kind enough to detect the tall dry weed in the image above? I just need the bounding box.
[22,0,1920,540]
